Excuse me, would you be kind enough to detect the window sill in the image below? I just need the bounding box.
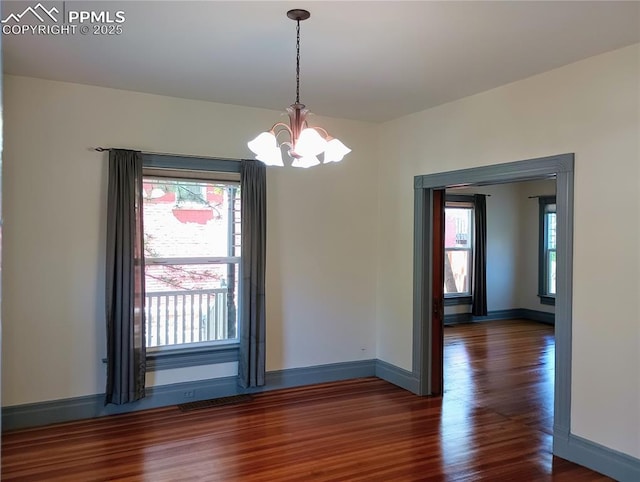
[539,295,556,306]
[147,342,239,371]
[102,342,240,371]
[444,296,472,306]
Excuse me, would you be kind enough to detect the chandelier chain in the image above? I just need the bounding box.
[296,19,300,104]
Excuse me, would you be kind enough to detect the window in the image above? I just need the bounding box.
[539,196,556,305]
[143,174,241,349]
[444,200,474,300]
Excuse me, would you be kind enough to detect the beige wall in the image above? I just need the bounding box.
[446,180,557,316]
[2,75,378,405]
[516,179,556,313]
[376,44,640,457]
[3,43,639,462]
[447,182,521,313]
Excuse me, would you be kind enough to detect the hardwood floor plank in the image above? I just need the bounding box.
[2,320,612,481]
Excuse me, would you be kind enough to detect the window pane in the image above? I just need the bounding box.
[539,198,556,300]
[145,263,238,347]
[143,179,240,258]
[143,177,241,348]
[548,250,556,295]
[546,211,556,250]
[445,250,470,294]
[445,208,473,249]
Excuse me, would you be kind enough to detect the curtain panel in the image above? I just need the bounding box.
[238,160,267,388]
[472,194,488,316]
[105,149,147,404]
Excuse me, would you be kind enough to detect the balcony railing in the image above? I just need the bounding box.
[145,288,235,348]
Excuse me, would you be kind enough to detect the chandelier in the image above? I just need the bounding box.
[247,9,351,168]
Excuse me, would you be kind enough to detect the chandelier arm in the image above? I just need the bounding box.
[271,122,293,134]
[271,122,293,142]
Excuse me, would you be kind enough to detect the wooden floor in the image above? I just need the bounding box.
[2,320,612,481]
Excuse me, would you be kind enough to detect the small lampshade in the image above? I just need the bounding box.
[323,138,351,163]
[295,128,327,157]
[248,132,284,166]
[248,132,277,155]
[257,148,284,167]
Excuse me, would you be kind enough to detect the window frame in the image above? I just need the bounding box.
[538,195,556,306]
[141,154,242,370]
[444,195,475,303]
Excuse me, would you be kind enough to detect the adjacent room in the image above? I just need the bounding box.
[442,179,557,443]
[2,1,639,480]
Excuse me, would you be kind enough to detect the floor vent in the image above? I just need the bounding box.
[178,394,253,412]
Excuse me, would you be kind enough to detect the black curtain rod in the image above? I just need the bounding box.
[94,147,146,153]
[93,147,241,163]
[528,195,554,199]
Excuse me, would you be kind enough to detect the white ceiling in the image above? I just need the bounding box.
[3,1,639,122]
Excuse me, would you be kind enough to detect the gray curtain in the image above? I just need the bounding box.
[238,160,267,388]
[105,149,146,404]
[472,194,488,316]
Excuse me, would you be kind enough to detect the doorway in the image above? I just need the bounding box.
[412,153,573,454]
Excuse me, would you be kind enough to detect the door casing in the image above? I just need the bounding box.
[412,153,574,454]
